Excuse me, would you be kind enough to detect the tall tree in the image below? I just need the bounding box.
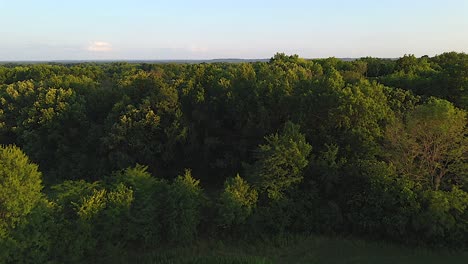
[386,98,467,190]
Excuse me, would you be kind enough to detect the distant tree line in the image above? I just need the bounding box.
[0,52,467,263]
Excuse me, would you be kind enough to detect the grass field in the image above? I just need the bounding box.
[120,235,468,264]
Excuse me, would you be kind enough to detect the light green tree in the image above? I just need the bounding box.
[0,145,43,237]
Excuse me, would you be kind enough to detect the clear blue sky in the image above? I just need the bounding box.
[1,0,467,60]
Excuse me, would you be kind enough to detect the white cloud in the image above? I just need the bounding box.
[87,41,112,52]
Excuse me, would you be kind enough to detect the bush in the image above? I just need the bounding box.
[113,164,168,246]
[114,166,206,245]
[50,179,133,262]
[217,174,258,230]
[415,187,468,246]
[345,160,421,241]
[1,199,57,264]
[249,121,312,200]
[252,197,297,235]
[83,183,133,259]
[165,169,204,244]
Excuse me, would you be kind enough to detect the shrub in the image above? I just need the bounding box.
[114,164,168,246]
[217,174,258,230]
[249,121,312,200]
[345,160,421,241]
[165,169,204,244]
[50,179,133,262]
[1,199,57,264]
[415,187,468,246]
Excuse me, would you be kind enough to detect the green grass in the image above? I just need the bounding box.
[120,235,468,264]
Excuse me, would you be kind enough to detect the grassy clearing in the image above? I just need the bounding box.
[119,235,468,264]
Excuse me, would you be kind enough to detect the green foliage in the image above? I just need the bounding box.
[249,121,312,200]
[114,164,167,245]
[0,53,467,259]
[165,169,204,244]
[217,174,258,229]
[112,165,206,246]
[377,53,468,110]
[102,71,186,174]
[359,57,395,77]
[0,145,42,237]
[415,187,468,246]
[345,160,421,241]
[431,52,468,108]
[88,183,134,259]
[312,144,347,196]
[329,80,393,158]
[386,98,467,190]
[0,78,94,181]
[253,197,299,234]
[50,179,133,262]
[50,179,100,218]
[0,146,57,264]
[0,199,57,264]
[382,86,420,117]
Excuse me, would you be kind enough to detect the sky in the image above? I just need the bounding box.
[1,0,467,60]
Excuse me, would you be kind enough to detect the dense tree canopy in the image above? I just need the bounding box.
[0,52,467,262]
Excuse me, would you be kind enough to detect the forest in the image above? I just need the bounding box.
[0,52,467,263]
